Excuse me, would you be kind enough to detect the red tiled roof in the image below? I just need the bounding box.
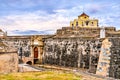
[78,12,89,17]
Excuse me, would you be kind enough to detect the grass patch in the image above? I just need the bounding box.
[0,70,82,80]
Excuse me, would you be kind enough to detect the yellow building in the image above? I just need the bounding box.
[70,12,98,28]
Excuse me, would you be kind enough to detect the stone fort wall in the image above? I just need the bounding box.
[0,52,18,73]
[56,26,117,38]
[96,38,120,79]
[43,37,120,79]
[42,37,102,73]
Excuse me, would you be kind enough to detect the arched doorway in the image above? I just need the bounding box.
[34,47,38,64]
[34,47,38,58]
[26,61,32,65]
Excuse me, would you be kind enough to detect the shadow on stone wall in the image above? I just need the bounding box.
[43,38,102,73]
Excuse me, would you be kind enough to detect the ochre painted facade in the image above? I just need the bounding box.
[70,12,98,28]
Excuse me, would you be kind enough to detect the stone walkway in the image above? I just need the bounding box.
[18,64,44,72]
[37,64,116,80]
[18,64,117,80]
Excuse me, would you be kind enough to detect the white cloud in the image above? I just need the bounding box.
[0,10,70,35]
[0,5,84,35]
[0,2,120,35]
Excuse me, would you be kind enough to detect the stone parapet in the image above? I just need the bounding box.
[0,52,18,73]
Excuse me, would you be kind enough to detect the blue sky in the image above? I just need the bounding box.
[0,0,120,35]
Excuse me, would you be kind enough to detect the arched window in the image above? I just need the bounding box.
[86,21,89,26]
[76,22,78,26]
[72,24,74,27]
[82,22,84,26]
[91,22,94,26]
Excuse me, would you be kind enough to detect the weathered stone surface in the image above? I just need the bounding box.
[109,38,120,79]
[96,38,120,79]
[43,38,102,73]
[0,52,18,73]
[96,38,112,77]
[2,36,31,57]
[43,37,120,79]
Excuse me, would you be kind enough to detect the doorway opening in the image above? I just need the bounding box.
[34,47,38,64]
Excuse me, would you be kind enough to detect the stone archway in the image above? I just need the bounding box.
[26,61,32,65]
[34,47,38,64]
[31,35,44,64]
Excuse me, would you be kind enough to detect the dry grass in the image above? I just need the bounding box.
[0,70,82,80]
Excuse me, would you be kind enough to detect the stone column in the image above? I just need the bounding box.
[40,47,43,64]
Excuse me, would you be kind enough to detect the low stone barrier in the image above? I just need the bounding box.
[0,52,18,73]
